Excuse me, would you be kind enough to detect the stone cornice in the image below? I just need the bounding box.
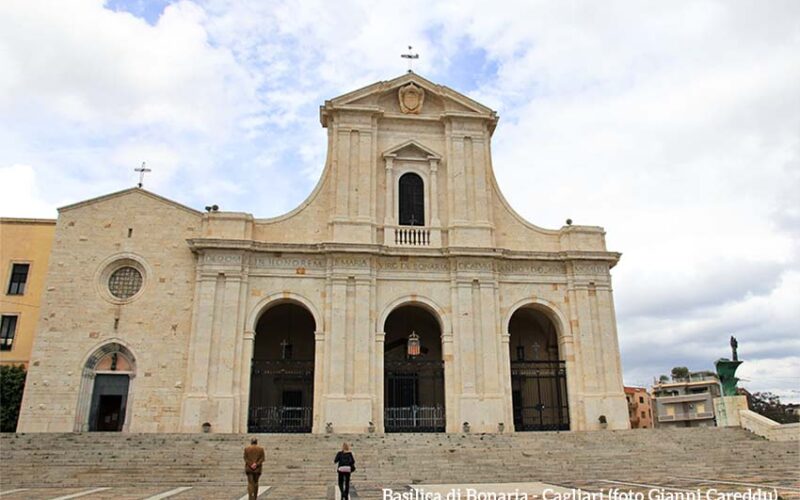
[186,238,621,266]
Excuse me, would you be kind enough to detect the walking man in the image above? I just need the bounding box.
[244,437,265,500]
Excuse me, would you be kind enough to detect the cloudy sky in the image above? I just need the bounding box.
[1,1,798,401]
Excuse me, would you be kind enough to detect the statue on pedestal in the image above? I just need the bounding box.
[715,335,742,396]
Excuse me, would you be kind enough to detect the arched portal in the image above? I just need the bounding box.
[508,306,569,431]
[76,342,136,432]
[383,305,445,432]
[248,302,315,433]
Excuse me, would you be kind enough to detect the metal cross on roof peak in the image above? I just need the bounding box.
[134,161,151,188]
[401,45,419,73]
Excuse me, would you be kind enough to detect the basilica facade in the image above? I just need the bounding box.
[19,73,629,434]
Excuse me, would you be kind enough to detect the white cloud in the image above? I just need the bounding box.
[0,164,59,218]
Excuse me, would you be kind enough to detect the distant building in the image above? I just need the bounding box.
[0,218,56,368]
[786,404,800,417]
[624,386,653,429]
[652,372,720,428]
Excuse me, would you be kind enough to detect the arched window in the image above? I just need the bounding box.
[399,173,424,226]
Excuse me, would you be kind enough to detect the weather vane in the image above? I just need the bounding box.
[401,45,419,73]
[134,161,151,188]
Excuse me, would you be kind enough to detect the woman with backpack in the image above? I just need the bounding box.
[334,442,356,499]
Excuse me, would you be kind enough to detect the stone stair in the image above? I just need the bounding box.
[1,427,797,499]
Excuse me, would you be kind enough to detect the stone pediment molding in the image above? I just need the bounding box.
[320,72,498,131]
[382,139,441,162]
[58,187,202,216]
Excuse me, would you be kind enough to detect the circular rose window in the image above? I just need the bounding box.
[108,266,143,299]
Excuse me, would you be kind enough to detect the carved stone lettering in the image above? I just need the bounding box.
[333,257,369,268]
[456,260,493,272]
[573,263,608,275]
[378,258,450,272]
[497,262,565,275]
[252,256,325,269]
[204,253,242,264]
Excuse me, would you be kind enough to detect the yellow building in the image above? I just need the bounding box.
[0,218,56,367]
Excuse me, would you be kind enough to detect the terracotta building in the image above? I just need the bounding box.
[624,386,653,429]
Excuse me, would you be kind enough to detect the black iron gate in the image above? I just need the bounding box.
[248,360,313,433]
[385,360,445,432]
[511,360,569,431]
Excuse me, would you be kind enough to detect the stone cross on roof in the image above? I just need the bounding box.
[135,161,151,188]
[401,45,419,73]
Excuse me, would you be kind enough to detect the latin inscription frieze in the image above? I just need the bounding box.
[498,262,565,275]
[333,257,370,268]
[251,256,326,269]
[378,258,450,272]
[203,253,242,265]
[572,263,608,275]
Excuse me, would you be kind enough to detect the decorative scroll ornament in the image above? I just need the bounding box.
[399,83,425,114]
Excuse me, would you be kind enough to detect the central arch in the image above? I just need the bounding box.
[248,302,316,433]
[383,304,445,432]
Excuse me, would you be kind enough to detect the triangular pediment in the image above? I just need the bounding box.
[58,187,202,216]
[321,72,497,122]
[382,139,441,160]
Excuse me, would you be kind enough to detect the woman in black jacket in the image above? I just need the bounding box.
[334,442,356,499]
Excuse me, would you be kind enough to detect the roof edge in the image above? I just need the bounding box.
[58,187,203,216]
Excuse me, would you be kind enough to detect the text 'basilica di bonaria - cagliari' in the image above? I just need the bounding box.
[19,72,629,434]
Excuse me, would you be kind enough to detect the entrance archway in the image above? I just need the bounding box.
[383,305,445,432]
[508,306,569,431]
[75,342,136,432]
[248,302,315,433]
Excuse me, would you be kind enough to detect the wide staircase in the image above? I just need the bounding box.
[1,428,797,499]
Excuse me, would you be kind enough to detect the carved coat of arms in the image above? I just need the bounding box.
[399,83,425,114]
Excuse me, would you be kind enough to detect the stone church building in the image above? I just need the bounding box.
[19,73,628,434]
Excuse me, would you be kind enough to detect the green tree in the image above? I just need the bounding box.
[670,366,689,381]
[749,391,800,424]
[0,364,27,432]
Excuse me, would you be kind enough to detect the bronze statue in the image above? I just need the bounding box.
[716,335,742,396]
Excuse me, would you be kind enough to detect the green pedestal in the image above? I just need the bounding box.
[714,359,742,396]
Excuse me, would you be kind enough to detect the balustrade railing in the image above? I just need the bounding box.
[394,227,431,246]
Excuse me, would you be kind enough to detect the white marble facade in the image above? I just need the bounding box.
[18,73,629,434]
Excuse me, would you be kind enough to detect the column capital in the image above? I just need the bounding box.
[314,331,326,342]
[244,330,255,340]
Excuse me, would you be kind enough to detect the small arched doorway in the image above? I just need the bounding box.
[508,306,569,431]
[248,302,315,433]
[384,305,445,432]
[78,343,136,432]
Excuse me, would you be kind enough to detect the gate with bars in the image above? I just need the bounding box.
[248,359,314,433]
[384,359,445,432]
[511,360,569,431]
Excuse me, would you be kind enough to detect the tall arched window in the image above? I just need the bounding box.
[399,173,424,226]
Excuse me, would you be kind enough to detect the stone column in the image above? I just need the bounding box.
[499,332,514,431]
[312,330,326,433]
[441,329,457,433]
[429,159,440,226]
[375,331,386,432]
[384,156,395,226]
[238,329,255,433]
